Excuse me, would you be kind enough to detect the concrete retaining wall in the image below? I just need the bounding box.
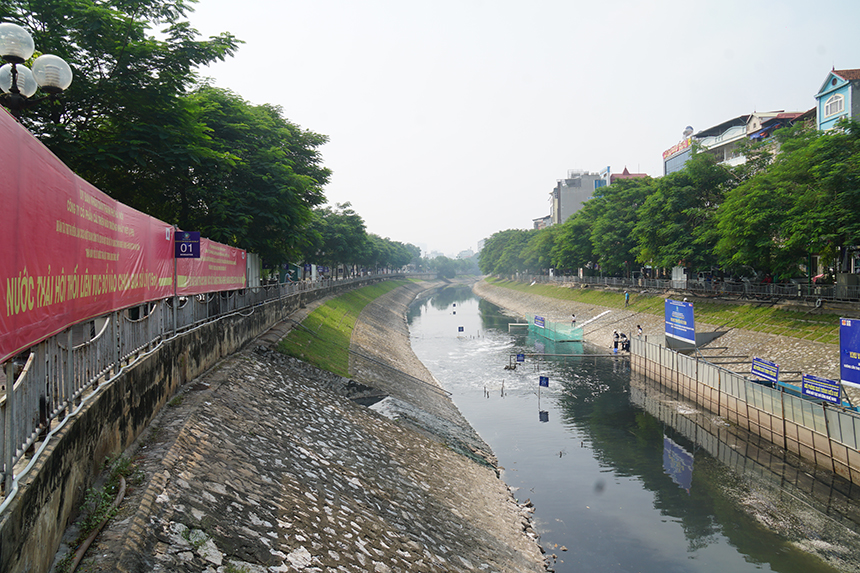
[630,351,860,485]
[0,279,385,573]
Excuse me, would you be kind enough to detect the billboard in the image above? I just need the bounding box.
[0,107,245,363]
[802,374,842,405]
[841,318,860,387]
[751,358,780,385]
[665,299,695,344]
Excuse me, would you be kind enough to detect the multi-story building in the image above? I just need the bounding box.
[549,170,601,226]
[662,112,803,175]
[815,68,860,130]
[532,215,551,230]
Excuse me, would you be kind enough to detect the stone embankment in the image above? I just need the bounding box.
[56,280,546,573]
[473,280,845,397]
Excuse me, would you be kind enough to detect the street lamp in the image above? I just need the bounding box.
[0,22,72,118]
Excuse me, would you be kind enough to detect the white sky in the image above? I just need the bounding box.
[188,0,860,258]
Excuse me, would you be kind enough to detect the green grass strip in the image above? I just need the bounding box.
[486,277,841,345]
[278,280,409,376]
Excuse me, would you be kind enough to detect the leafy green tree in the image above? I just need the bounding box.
[303,203,369,275]
[181,86,329,264]
[587,178,654,275]
[716,120,860,278]
[479,229,533,275]
[3,0,239,191]
[522,226,558,273]
[551,203,598,273]
[634,149,734,273]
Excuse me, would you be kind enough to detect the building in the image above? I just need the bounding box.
[815,68,860,131]
[549,170,601,226]
[662,112,803,175]
[532,215,551,230]
[609,166,649,184]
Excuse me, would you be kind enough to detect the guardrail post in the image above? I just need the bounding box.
[65,328,74,414]
[5,361,15,494]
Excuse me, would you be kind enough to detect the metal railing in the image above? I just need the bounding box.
[519,274,860,303]
[1,273,427,504]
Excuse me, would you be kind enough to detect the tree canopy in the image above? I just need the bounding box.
[3,0,338,266]
[479,120,860,281]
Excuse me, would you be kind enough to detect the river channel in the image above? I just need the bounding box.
[407,284,860,573]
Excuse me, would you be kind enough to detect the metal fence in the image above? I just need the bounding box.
[1,274,422,503]
[521,274,860,303]
[630,336,860,479]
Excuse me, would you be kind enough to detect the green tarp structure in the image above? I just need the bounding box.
[526,314,582,342]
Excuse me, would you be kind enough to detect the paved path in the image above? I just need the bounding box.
[55,281,546,573]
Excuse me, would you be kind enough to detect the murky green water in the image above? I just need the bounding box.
[408,285,860,573]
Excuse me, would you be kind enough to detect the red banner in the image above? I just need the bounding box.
[177,238,246,295]
[0,110,246,363]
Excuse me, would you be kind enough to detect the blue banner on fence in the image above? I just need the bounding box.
[841,318,860,387]
[802,374,842,404]
[751,357,780,384]
[534,315,545,328]
[665,299,695,344]
[539,376,549,387]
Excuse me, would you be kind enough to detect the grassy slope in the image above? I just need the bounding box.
[486,277,841,345]
[278,280,410,376]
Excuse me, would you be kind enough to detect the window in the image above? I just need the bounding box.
[824,94,844,118]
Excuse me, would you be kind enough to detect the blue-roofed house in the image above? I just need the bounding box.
[815,68,860,131]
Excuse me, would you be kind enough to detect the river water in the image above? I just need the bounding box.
[407,285,860,573]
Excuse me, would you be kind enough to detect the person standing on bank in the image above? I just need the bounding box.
[571,313,576,326]
[624,291,630,307]
[613,330,619,352]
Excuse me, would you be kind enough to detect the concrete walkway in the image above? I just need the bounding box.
[55,280,546,573]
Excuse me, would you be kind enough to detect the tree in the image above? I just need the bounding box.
[183,86,330,264]
[634,149,734,273]
[303,203,369,275]
[523,226,558,273]
[551,203,598,273]
[3,0,240,194]
[716,120,860,278]
[478,229,533,275]
[587,178,654,275]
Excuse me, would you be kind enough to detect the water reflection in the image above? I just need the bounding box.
[408,287,860,573]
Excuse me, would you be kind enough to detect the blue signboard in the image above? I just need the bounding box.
[539,411,549,423]
[516,353,525,363]
[665,299,695,344]
[751,357,779,384]
[458,326,464,333]
[174,231,200,258]
[841,318,860,387]
[534,315,545,329]
[539,376,549,387]
[802,374,842,405]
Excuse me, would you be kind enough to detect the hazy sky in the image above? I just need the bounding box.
[188,0,860,257]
